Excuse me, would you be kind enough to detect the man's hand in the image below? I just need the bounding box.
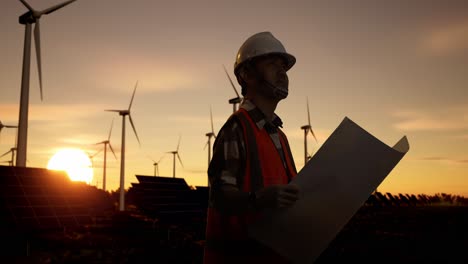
[255,184,300,210]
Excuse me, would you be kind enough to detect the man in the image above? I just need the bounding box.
[203,32,300,264]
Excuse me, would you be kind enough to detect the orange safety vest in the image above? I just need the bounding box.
[204,108,297,264]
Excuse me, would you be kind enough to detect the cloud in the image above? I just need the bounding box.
[87,50,205,94]
[392,106,468,132]
[0,103,110,122]
[420,156,468,164]
[31,104,108,122]
[421,19,468,56]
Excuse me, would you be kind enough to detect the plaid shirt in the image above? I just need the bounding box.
[208,99,288,191]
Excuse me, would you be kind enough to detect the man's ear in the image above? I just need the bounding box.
[239,64,255,84]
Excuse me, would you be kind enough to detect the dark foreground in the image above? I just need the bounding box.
[4,204,468,264]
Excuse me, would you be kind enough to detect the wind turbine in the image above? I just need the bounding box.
[94,118,117,191]
[300,97,318,165]
[148,154,165,176]
[15,0,77,167]
[86,149,102,168]
[223,64,242,113]
[105,81,141,211]
[167,135,183,178]
[204,106,216,185]
[1,147,17,167]
[0,121,18,145]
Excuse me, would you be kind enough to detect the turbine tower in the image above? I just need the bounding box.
[94,118,117,191]
[204,106,216,185]
[0,121,18,145]
[300,97,318,165]
[223,64,242,113]
[167,135,183,178]
[105,81,141,211]
[16,0,77,167]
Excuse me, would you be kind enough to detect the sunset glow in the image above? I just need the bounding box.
[47,149,94,184]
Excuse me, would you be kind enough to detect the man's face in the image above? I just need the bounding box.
[254,55,289,98]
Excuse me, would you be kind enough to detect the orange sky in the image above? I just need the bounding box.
[0,0,467,196]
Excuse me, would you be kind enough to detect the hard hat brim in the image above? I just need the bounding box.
[234,52,296,75]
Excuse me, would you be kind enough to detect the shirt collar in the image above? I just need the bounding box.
[239,99,283,129]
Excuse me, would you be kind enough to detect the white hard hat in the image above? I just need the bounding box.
[234,31,296,76]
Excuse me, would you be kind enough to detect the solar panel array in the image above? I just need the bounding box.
[0,165,101,234]
[128,175,208,223]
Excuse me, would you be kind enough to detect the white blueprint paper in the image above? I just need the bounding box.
[248,117,410,264]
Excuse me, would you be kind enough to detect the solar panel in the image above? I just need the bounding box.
[0,165,108,234]
[128,175,208,223]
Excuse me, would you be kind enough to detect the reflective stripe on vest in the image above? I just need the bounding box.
[205,108,298,258]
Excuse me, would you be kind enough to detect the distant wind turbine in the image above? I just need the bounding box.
[166,135,183,178]
[148,154,165,176]
[0,120,18,145]
[204,106,216,185]
[105,81,141,211]
[86,149,102,167]
[1,147,17,167]
[223,64,242,113]
[300,96,318,165]
[15,0,77,167]
[94,118,117,191]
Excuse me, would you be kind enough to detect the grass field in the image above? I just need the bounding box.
[4,201,468,264]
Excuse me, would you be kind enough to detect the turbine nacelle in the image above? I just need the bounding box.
[19,0,77,24]
[19,11,40,24]
[105,110,130,116]
[229,97,242,104]
[205,132,215,137]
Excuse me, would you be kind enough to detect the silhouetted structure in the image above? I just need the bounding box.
[0,165,113,255]
[127,175,208,225]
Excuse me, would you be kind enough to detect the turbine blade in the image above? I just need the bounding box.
[34,20,43,101]
[6,125,18,128]
[310,128,318,143]
[128,81,138,110]
[0,149,11,159]
[157,154,165,163]
[307,96,311,127]
[223,64,240,98]
[177,153,184,168]
[108,143,117,160]
[41,0,76,15]
[19,0,34,12]
[128,115,141,146]
[147,154,155,163]
[104,109,122,113]
[210,105,215,134]
[91,149,103,158]
[108,118,114,140]
[203,140,208,150]
[176,135,181,151]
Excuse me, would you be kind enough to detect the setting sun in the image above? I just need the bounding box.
[47,148,94,184]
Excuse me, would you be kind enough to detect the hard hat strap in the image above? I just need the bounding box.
[248,62,288,100]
